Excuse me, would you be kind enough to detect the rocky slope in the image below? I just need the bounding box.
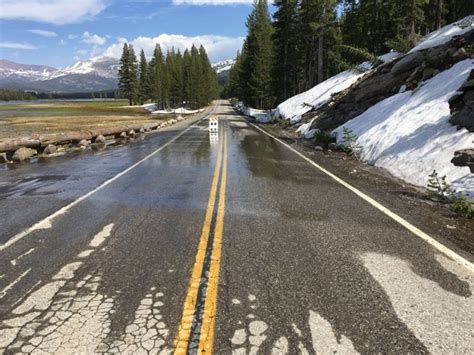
[272,18,474,199]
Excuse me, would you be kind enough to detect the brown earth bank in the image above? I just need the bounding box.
[258,123,474,259]
[0,115,168,141]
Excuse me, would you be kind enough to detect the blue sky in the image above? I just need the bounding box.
[0,0,261,68]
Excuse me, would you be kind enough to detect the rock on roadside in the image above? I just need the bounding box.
[12,147,37,162]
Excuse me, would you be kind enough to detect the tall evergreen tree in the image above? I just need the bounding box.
[241,0,274,109]
[272,0,300,103]
[118,43,139,105]
[182,49,193,107]
[189,45,203,109]
[138,49,149,105]
[199,45,219,106]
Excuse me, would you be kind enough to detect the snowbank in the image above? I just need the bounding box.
[275,51,400,123]
[243,106,273,123]
[409,15,474,53]
[333,59,474,197]
[143,103,158,112]
[152,107,203,115]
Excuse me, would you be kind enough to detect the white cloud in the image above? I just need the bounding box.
[103,34,244,62]
[28,29,58,37]
[0,0,107,25]
[82,32,107,45]
[68,34,78,40]
[173,0,252,4]
[0,42,38,50]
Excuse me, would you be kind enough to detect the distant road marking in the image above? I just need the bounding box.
[247,121,474,273]
[174,127,224,353]
[0,107,216,253]
[0,268,31,299]
[10,247,35,266]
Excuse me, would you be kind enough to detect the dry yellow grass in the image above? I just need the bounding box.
[0,115,167,140]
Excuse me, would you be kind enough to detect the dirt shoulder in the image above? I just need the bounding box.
[259,123,474,260]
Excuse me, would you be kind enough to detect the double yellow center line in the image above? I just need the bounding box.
[175,118,228,354]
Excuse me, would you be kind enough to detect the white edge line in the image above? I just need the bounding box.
[0,108,215,252]
[248,121,474,273]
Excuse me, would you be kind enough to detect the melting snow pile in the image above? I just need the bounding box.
[409,15,473,53]
[152,107,204,115]
[242,106,274,123]
[275,51,400,124]
[333,59,474,197]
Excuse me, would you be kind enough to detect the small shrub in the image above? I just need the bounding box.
[426,170,454,202]
[275,117,289,128]
[341,127,362,158]
[450,193,474,219]
[426,170,474,219]
[314,131,332,146]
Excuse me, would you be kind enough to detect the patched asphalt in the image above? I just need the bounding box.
[0,101,472,354]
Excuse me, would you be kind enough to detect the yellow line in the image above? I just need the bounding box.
[198,129,227,354]
[174,134,224,354]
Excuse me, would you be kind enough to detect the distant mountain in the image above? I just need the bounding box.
[0,57,119,93]
[1,57,234,93]
[212,59,235,86]
[50,57,119,80]
[0,59,57,84]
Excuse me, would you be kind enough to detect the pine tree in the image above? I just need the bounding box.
[166,48,183,108]
[272,0,300,103]
[138,49,149,105]
[199,45,218,106]
[118,43,139,106]
[299,0,340,89]
[241,0,274,109]
[182,49,193,107]
[189,45,203,109]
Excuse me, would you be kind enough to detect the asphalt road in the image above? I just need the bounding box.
[0,100,472,354]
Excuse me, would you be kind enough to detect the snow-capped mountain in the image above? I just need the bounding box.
[212,59,235,86]
[0,57,119,93]
[50,56,120,80]
[212,59,235,74]
[1,56,233,93]
[0,60,57,83]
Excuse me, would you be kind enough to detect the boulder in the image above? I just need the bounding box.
[119,131,128,139]
[314,146,324,151]
[391,51,423,75]
[94,135,106,144]
[12,147,37,162]
[43,144,57,155]
[451,149,474,172]
[128,130,136,137]
[78,139,90,147]
[452,47,467,60]
[139,127,145,133]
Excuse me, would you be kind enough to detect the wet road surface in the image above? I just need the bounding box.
[0,101,472,354]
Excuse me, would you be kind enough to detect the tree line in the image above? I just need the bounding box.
[118,43,219,108]
[225,0,472,109]
[0,89,36,101]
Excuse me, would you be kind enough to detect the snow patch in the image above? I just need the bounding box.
[410,15,474,53]
[276,51,400,123]
[151,107,203,115]
[333,59,474,197]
